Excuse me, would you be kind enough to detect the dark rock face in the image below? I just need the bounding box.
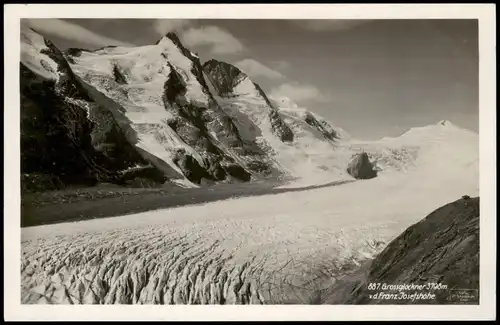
[20,38,164,193]
[336,196,480,305]
[112,65,127,85]
[65,47,88,57]
[204,156,227,181]
[203,59,294,143]
[164,63,187,103]
[346,152,377,179]
[163,35,244,151]
[221,163,252,182]
[170,148,252,185]
[203,59,245,96]
[172,149,212,185]
[21,65,96,188]
[21,173,65,193]
[120,166,167,184]
[22,30,295,191]
[304,112,338,142]
[269,109,294,142]
[162,65,249,184]
[246,160,272,174]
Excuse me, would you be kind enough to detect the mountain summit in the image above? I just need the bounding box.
[20,28,351,191]
[437,119,453,127]
[20,28,478,192]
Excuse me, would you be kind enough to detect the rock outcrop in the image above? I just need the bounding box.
[21,27,358,192]
[21,28,253,191]
[161,59,249,184]
[20,30,161,192]
[346,152,378,179]
[203,59,294,143]
[304,111,338,142]
[325,196,480,304]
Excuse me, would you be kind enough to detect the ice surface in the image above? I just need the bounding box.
[21,170,478,304]
[20,31,479,305]
[68,37,213,183]
[21,123,478,304]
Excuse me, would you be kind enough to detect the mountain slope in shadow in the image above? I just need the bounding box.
[322,195,479,305]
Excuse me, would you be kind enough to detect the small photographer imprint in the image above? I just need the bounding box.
[448,289,479,304]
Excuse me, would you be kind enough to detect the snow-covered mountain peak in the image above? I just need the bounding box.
[20,28,478,191]
[379,120,473,145]
[164,31,182,43]
[437,119,453,127]
[156,32,193,55]
[155,32,180,46]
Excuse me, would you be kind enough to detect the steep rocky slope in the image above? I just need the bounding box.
[21,28,355,192]
[65,33,255,186]
[203,59,294,143]
[20,28,163,192]
[19,27,481,307]
[323,196,480,304]
[204,61,356,183]
[20,28,479,193]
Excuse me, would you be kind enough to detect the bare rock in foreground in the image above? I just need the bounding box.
[324,196,480,304]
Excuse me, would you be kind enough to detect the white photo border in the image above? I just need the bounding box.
[4,3,496,321]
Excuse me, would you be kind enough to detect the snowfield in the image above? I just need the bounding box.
[68,37,206,183]
[21,127,478,304]
[19,28,378,188]
[19,27,479,305]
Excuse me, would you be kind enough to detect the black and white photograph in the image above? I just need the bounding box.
[4,3,496,321]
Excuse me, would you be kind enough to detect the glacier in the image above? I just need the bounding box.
[20,27,479,305]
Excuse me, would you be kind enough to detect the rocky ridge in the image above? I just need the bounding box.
[20,28,348,192]
[322,196,480,305]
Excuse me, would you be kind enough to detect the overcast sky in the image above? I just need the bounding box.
[22,19,478,139]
